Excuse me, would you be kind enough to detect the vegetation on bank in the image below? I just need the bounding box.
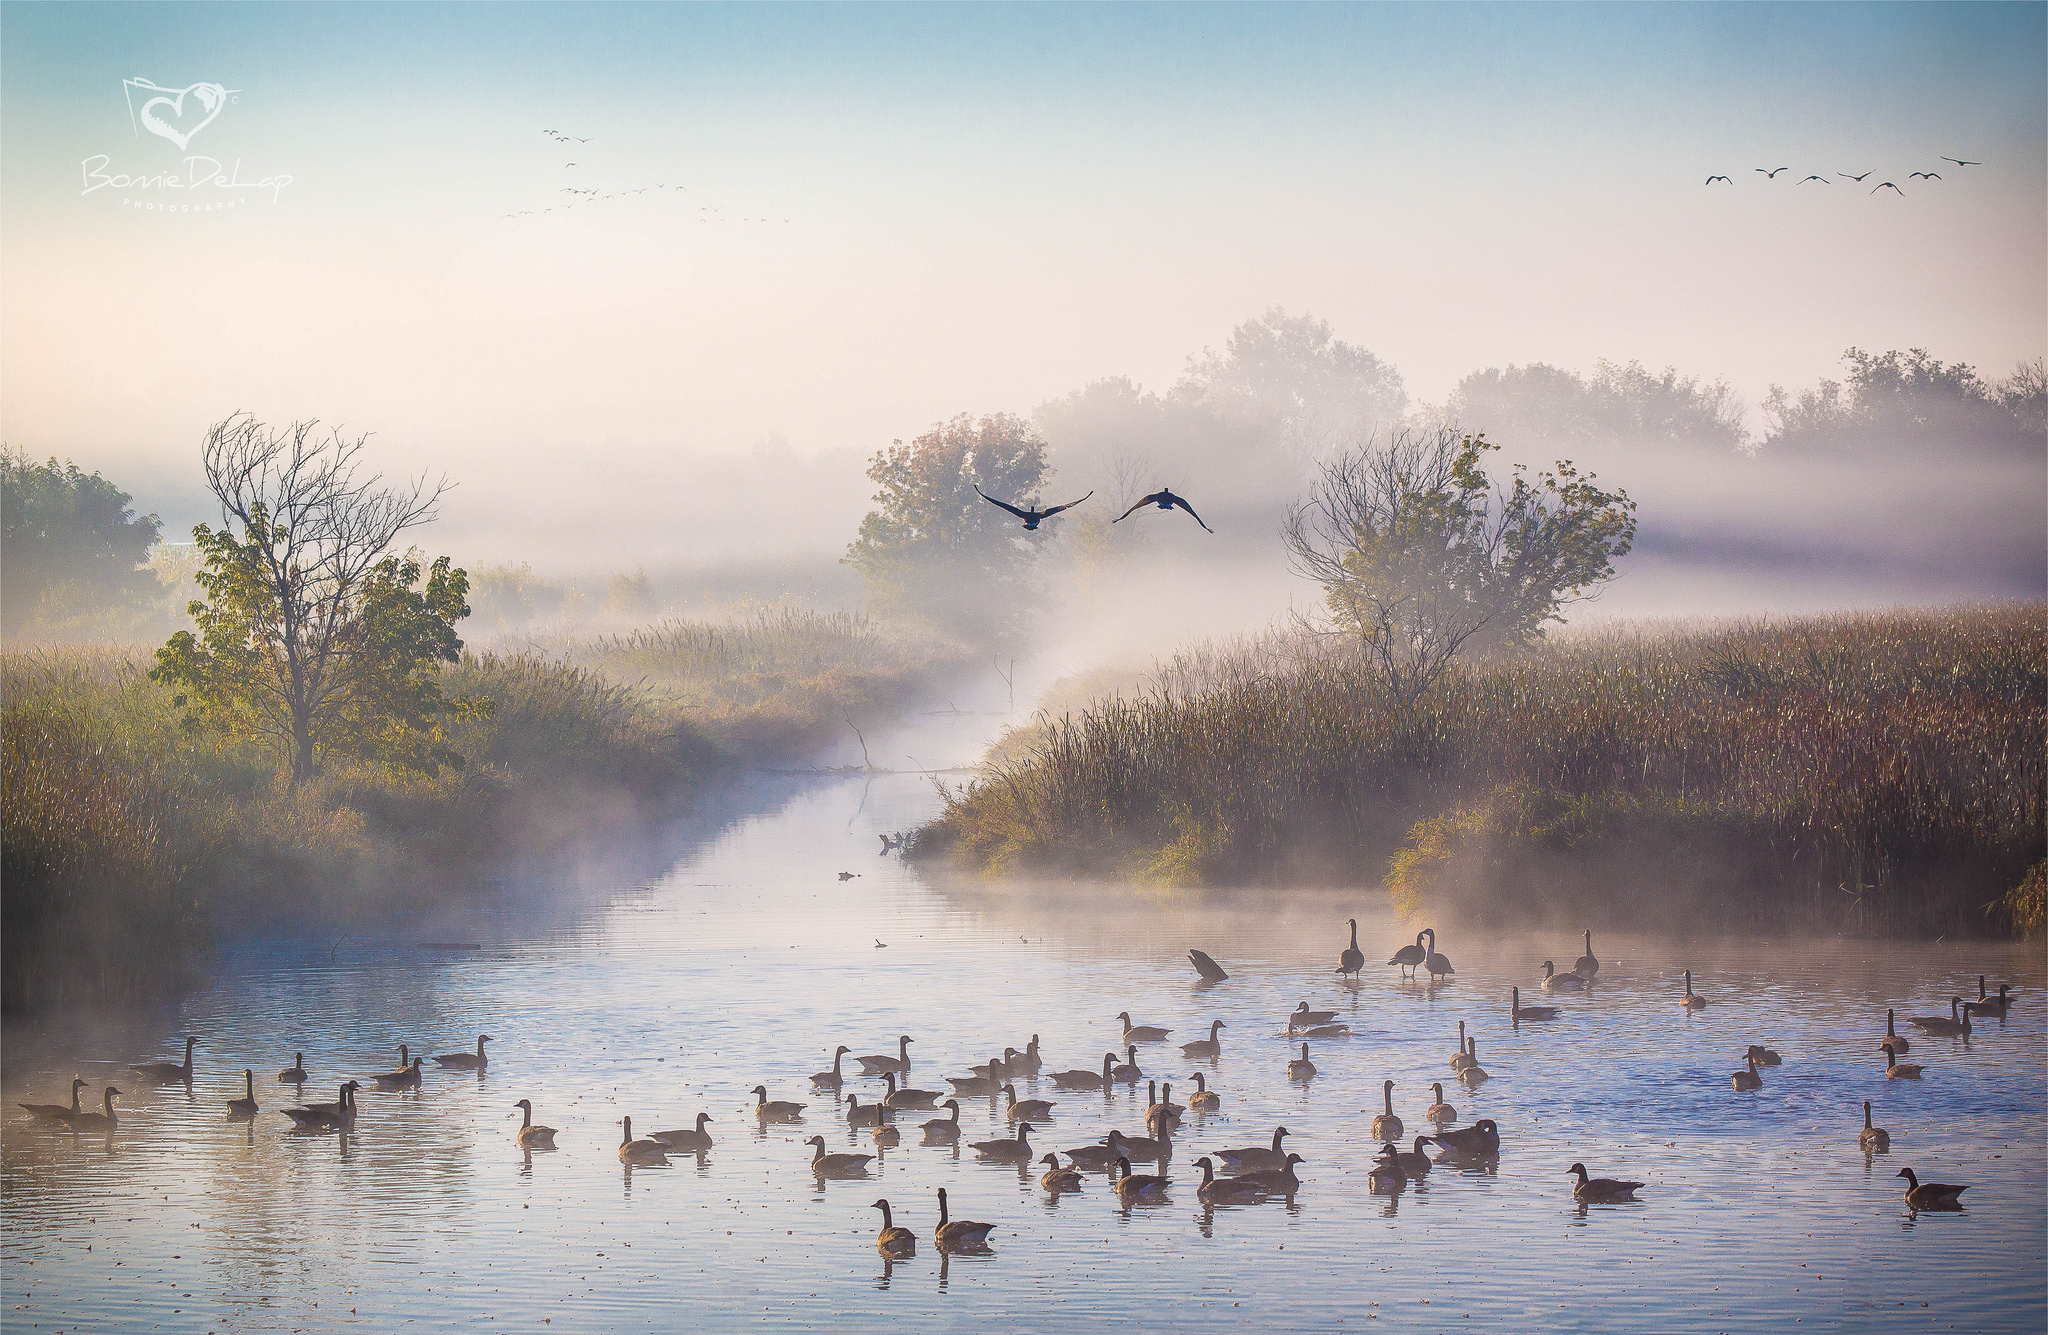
[918,606,2046,938]
[2,607,963,1014]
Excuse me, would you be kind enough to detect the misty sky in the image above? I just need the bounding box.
[2,2,2043,519]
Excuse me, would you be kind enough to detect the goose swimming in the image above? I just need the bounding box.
[1369,1080,1403,1140]
[807,1135,874,1176]
[1859,1100,1889,1152]
[1512,986,1560,1021]
[1568,1161,1643,1202]
[1895,1167,1968,1209]
[872,1199,917,1255]
[649,1112,713,1151]
[132,1036,197,1084]
[1180,1020,1226,1059]
[514,1099,558,1149]
[227,1070,259,1120]
[933,1188,997,1250]
[432,1035,491,1069]
[1573,930,1600,979]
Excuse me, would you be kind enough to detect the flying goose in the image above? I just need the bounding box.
[1705,175,1731,185]
[1287,1043,1316,1080]
[921,1099,962,1142]
[1940,157,1981,167]
[1757,166,1790,178]
[1574,931,1600,978]
[1117,1012,1172,1043]
[227,1070,259,1120]
[872,1199,917,1255]
[1423,929,1455,981]
[1370,1080,1404,1140]
[1731,1053,1763,1091]
[278,1053,308,1085]
[1799,174,1830,184]
[1871,182,1904,195]
[1909,171,1941,180]
[1113,487,1213,532]
[618,1117,669,1164]
[1895,1167,1968,1209]
[1680,970,1707,1010]
[1187,1073,1221,1110]
[1859,1101,1889,1152]
[19,1078,87,1123]
[1005,1085,1055,1122]
[1424,1082,1457,1123]
[807,1135,874,1176]
[1568,1162,1644,1202]
[649,1112,713,1151]
[1512,987,1560,1021]
[970,1122,1034,1163]
[1181,1020,1226,1059]
[1048,1053,1117,1091]
[933,1188,997,1249]
[1839,171,1873,181]
[69,1086,122,1132]
[1884,1047,1925,1079]
[1193,1156,1264,1203]
[432,1035,491,1069]
[1386,929,1425,978]
[1881,1008,1911,1055]
[1339,918,1368,979]
[1113,1155,1171,1202]
[855,1036,914,1076]
[812,1046,852,1089]
[514,1099,558,1149]
[132,1036,197,1084]
[1215,1126,1291,1171]
[752,1085,806,1121]
[975,486,1093,530]
[1540,960,1583,992]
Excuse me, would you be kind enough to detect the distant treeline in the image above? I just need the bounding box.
[918,606,2046,939]
[0,609,966,1014]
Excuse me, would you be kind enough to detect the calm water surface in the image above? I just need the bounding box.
[4,767,2043,1332]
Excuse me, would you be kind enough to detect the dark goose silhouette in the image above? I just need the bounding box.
[976,486,1093,530]
[1113,488,1213,533]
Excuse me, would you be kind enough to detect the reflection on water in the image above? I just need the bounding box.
[3,771,2044,1332]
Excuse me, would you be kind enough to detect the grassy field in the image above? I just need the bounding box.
[919,605,2046,938]
[1,608,966,1013]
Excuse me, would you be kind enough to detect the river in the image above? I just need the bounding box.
[3,711,2043,1333]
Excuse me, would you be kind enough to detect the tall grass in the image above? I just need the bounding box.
[1,605,965,1012]
[924,605,2046,937]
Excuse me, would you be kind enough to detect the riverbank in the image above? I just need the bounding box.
[917,604,2046,938]
[1,608,970,1013]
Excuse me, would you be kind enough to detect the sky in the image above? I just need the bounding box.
[1,1,2043,566]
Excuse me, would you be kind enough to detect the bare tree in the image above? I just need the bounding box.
[1282,426,1635,713]
[165,415,453,787]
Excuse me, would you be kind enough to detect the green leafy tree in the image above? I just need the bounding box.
[1762,348,2045,458]
[1283,427,1636,711]
[844,413,1051,642]
[149,415,469,789]
[0,448,163,637]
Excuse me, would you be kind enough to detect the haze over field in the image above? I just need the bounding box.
[2,2,2042,661]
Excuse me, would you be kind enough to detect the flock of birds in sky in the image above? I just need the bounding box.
[503,130,788,223]
[16,917,2012,1255]
[1705,156,1984,195]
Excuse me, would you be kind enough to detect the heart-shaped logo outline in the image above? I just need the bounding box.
[124,80,231,151]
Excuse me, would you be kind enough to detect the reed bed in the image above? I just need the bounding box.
[924,605,2046,937]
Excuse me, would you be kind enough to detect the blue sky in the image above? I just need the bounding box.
[2,2,2041,480]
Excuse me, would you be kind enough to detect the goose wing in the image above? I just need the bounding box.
[974,487,1034,522]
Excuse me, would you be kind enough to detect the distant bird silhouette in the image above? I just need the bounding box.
[976,488,1092,530]
[1871,182,1905,195]
[1798,175,1829,184]
[1114,488,1213,533]
[1705,175,1731,185]
[1941,157,1981,167]
[1757,167,1790,178]
[1910,172,1941,180]
[1838,171,1873,182]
